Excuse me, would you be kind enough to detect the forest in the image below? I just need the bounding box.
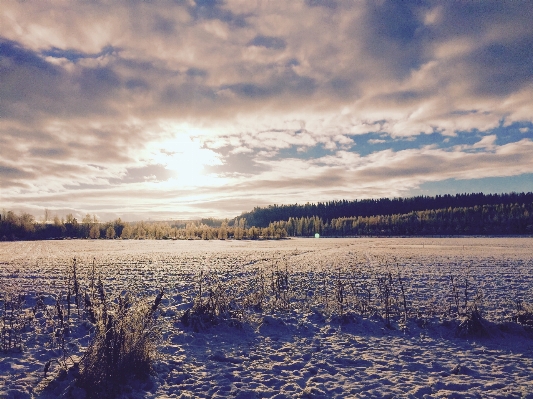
[237,192,533,227]
[1,192,532,241]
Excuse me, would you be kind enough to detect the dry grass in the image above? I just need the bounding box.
[455,306,490,338]
[4,258,167,398]
[77,287,164,397]
[174,256,497,336]
[1,287,26,352]
[181,270,242,330]
[0,253,523,342]
[513,302,533,327]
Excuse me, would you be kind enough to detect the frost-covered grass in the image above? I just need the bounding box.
[1,238,533,398]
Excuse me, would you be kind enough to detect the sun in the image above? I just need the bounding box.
[148,132,223,187]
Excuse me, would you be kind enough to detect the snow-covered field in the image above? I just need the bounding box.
[1,237,533,398]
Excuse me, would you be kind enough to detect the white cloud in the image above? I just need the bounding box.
[473,135,497,150]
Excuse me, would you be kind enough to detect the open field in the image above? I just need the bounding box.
[1,238,533,398]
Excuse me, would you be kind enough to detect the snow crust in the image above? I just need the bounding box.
[1,237,532,398]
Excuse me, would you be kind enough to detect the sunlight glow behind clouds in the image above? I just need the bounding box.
[148,132,223,187]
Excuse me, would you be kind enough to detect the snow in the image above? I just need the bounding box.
[1,237,533,398]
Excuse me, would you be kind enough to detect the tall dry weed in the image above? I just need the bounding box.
[76,282,164,397]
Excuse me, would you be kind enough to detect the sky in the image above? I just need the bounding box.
[1,0,533,222]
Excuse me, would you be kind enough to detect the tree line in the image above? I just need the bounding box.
[0,211,267,241]
[268,202,533,237]
[1,194,532,241]
[237,192,533,227]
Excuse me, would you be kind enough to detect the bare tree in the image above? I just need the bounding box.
[106,226,116,239]
[44,208,51,224]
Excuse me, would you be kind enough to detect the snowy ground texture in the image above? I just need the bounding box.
[1,237,533,398]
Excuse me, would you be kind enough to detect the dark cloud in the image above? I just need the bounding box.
[222,72,316,100]
[305,0,337,10]
[232,167,347,192]
[125,78,149,91]
[450,110,480,116]
[404,2,532,100]
[0,38,62,119]
[63,183,112,191]
[64,139,136,166]
[0,38,127,121]
[29,147,70,159]
[0,164,33,178]
[0,164,34,188]
[360,154,440,180]
[1,126,55,146]
[194,0,219,7]
[373,90,429,107]
[326,78,356,99]
[0,38,58,73]
[41,45,118,63]
[188,1,248,27]
[204,151,271,176]
[186,68,208,78]
[361,0,428,79]
[368,0,424,44]
[152,16,177,34]
[161,82,217,107]
[465,38,533,96]
[223,83,269,99]
[78,66,121,96]
[248,35,286,50]
[436,1,532,39]
[111,164,176,184]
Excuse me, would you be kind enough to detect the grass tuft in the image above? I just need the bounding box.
[77,286,164,397]
[513,303,533,327]
[456,306,490,338]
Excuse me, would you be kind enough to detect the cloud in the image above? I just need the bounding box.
[1,1,532,219]
[248,35,286,50]
[2,1,530,131]
[4,138,533,220]
[472,135,497,150]
[305,0,338,10]
[42,45,117,63]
